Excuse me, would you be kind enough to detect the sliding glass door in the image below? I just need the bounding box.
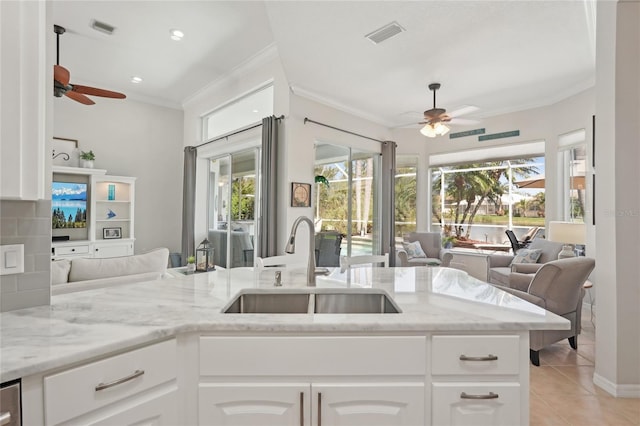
[314,143,381,262]
[208,149,259,268]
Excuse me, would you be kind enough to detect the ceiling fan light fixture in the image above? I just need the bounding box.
[420,122,450,138]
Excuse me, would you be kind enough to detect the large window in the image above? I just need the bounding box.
[431,156,545,246]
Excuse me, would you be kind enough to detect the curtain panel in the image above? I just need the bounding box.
[381,141,397,266]
[258,116,279,258]
[181,146,197,265]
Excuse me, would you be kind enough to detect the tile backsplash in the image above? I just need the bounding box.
[0,200,51,312]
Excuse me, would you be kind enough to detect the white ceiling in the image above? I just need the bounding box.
[51,0,595,127]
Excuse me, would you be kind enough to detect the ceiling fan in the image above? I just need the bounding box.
[419,83,479,137]
[53,25,126,105]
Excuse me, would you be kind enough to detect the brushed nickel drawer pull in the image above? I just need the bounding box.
[460,391,499,400]
[459,354,498,361]
[317,392,322,426]
[95,369,145,391]
[0,412,11,426]
[299,392,304,426]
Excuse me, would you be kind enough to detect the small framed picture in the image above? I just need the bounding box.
[291,182,311,207]
[103,227,122,239]
[52,137,79,166]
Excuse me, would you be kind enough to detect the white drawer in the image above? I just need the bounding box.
[200,336,426,376]
[432,382,521,425]
[432,335,520,375]
[55,244,90,256]
[44,339,177,425]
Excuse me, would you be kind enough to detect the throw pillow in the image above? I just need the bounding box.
[510,248,542,265]
[402,241,427,259]
[51,259,71,285]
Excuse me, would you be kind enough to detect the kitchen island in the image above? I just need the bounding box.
[1,266,568,425]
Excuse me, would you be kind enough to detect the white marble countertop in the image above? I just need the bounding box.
[0,266,568,382]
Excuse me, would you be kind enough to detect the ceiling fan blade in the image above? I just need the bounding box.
[72,85,126,99]
[447,105,480,118]
[449,117,481,125]
[54,65,70,86]
[65,91,95,105]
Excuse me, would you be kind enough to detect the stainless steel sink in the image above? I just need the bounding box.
[222,288,401,314]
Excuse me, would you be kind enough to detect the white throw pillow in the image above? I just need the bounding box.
[402,241,427,259]
[510,248,542,265]
[68,248,169,282]
[51,259,71,284]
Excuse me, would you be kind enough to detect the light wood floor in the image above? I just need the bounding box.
[530,306,640,425]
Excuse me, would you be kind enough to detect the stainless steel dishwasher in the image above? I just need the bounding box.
[0,380,21,426]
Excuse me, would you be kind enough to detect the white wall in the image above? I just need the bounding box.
[593,0,640,397]
[53,98,184,254]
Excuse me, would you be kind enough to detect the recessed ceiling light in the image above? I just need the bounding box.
[131,76,143,84]
[252,109,259,113]
[170,29,184,41]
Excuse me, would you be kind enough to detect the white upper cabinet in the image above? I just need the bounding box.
[0,1,51,201]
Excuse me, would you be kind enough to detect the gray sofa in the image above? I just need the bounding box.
[487,238,564,286]
[397,232,452,267]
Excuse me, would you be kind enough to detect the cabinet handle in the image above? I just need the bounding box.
[299,392,304,426]
[459,354,498,361]
[0,412,11,426]
[95,369,145,391]
[317,392,322,426]
[460,391,499,400]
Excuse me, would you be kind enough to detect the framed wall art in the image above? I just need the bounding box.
[291,182,311,207]
[103,227,122,239]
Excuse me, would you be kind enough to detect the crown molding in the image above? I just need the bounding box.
[182,43,280,108]
[289,85,394,128]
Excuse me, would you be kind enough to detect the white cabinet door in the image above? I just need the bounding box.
[85,389,179,426]
[93,240,134,258]
[432,383,521,426]
[314,383,424,426]
[199,383,309,426]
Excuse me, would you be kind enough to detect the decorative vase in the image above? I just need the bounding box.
[80,159,94,168]
[558,244,576,259]
[186,263,196,273]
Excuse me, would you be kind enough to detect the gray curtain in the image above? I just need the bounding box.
[381,141,397,266]
[181,146,198,266]
[258,116,279,258]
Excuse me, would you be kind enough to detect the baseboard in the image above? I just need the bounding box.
[593,373,640,397]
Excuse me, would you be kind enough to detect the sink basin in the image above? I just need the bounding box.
[222,288,401,314]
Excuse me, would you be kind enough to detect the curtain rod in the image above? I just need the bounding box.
[194,115,284,149]
[303,117,385,143]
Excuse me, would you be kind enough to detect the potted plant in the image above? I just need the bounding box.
[79,150,95,168]
[186,255,196,273]
[442,235,456,249]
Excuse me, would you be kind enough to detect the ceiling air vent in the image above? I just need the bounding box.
[365,21,405,45]
[90,19,116,35]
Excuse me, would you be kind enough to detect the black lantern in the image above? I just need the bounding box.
[195,239,215,272]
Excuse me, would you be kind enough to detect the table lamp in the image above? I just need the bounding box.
[547,221,586,259]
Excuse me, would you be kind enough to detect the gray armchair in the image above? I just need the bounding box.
[487,238,564,286]
[493,256,595,366]
[397,232,451,267]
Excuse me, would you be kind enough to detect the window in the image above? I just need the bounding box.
[430,156,545,246]
[202,84,273,141]
[395,156,418,238]
[558,130,586,223]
